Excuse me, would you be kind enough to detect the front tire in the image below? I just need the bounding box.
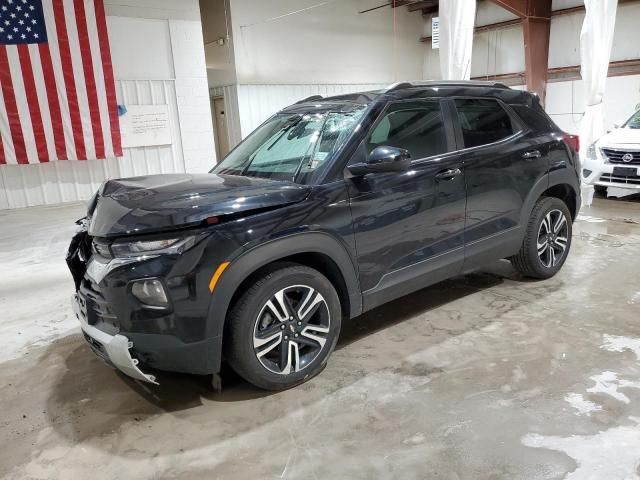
[225,264,341,390]
[510,197,572,279]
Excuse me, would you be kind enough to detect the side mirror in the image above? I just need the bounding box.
[613,121,622,129]
[348,146,411,176]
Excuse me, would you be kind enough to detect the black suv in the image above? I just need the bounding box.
[67,81,580,390]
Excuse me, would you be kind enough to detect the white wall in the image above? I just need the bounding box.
[215,0,424,150]
[547,75,640,134]
[0,0,215,210]
[549,2,640,68]
[229,0,424,85]
[201,0,237,87]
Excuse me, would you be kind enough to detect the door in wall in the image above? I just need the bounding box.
[213,97,230,160]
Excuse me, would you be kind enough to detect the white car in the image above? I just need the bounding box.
[583,109,640,192]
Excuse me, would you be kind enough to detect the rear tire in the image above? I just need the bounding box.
[510,197,572,279]
[225,264,341,391]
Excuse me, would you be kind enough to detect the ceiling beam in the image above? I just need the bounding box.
[390,0,413,7]
[489,0,528,17]
[421,6,438,14]
[471,59,640,85]
[407,1,438,12]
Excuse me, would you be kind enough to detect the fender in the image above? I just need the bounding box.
[204,231,362,372]
[519,167,580,229]
[518,174,551,228]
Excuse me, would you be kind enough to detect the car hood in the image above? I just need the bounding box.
[88,173,310,238]
[598,127,640,147]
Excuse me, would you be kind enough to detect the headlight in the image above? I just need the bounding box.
[111,235,200,258]
[585,143,598,161]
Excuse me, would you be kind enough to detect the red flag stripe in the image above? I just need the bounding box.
[74,0,105,159]
[94,0,122,157]
[38,43,68,160]
[53,0,86,161]
[0,48,28,165]
[0,128,5,165]
[17,45,50,163]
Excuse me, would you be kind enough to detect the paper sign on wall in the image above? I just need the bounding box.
[120,105,172,148]
[432,17,440,50]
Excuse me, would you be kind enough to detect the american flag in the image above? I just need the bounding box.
[0,0,122,165]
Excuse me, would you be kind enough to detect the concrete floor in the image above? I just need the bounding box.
[1,195,640,479]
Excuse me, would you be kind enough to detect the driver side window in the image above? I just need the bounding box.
[367,101,449,161]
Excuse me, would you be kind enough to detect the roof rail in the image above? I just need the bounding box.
[295,95,324,104]
[384,80,510,92]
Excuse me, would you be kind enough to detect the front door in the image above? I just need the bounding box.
[347,99,467,311]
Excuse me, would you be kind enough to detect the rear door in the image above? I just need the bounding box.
[450,98,550,271]
[347,99,466,310]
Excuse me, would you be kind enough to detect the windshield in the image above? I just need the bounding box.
[623,110,640,129]
[212,107,366,184]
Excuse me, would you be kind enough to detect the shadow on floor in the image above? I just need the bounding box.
[42,260,532,446]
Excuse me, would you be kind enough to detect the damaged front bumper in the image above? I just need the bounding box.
[71,293,158,384]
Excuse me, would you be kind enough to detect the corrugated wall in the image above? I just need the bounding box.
[0,79,185,210]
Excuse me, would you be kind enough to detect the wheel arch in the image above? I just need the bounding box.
[520,175,580,229]
[205,232,362,373]
[540,183,578,220]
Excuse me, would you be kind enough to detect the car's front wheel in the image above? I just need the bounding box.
[510,197,572,279]
[225,264,341,390]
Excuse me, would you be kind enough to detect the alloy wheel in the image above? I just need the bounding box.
[253,285,330,375]
[537,209,569,268]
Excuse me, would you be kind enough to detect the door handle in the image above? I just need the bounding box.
[435,168,462,181]
[522,150,541,159]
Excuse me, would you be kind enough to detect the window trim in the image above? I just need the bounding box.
[357,98,458,165]
[447,96,525,154]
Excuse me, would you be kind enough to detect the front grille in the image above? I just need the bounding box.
[79,277,119,333]
[599,172,640,186]
[602,148,640,165]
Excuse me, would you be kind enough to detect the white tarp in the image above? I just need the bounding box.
[439,0,476,80]
[579,0,618,206]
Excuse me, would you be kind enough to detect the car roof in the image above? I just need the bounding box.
[279,80,537,114]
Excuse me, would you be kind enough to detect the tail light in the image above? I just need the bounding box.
[562,134,580,153]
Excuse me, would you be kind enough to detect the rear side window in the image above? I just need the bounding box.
[454,99,516,148]
[511,105,559,133]
[367,101,449,160]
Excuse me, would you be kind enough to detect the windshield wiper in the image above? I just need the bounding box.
[266,117,304,151]
[240,117,304,176]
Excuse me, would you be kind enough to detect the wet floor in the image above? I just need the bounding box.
[1,195,640,479]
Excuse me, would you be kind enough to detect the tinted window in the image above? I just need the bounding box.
[367,101,448,160]
[455,99,516,148]
[624,110,640,129]
[511,105,558,133]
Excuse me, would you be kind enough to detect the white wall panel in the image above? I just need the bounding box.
[228,0,424,85]
[0,80,185,210]
[546,74,640,134]
[236,83,387,139]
